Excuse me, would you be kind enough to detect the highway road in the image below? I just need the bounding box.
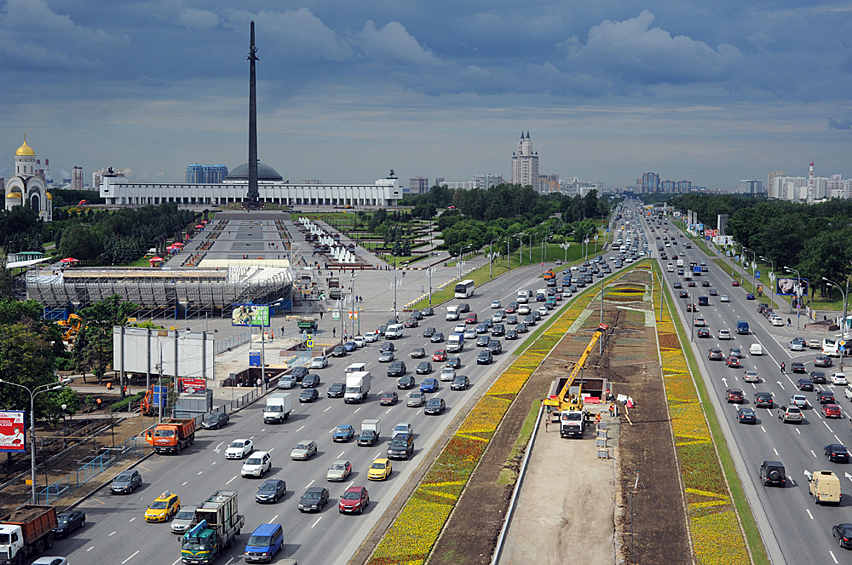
[631,206,852,565]
[54,255,635,565]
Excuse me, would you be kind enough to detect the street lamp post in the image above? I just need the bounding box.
[784,267,802,330]
[559,242,571,264]
[428,267,435,306]
[0,379,64,504]
[740,247,747,286]
[761,256,775,307]
[823,276,850,368]
[584,238,589,261]
[350,273,357,338]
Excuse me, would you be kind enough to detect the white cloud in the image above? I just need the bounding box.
[179,8,219,32]
[355,21,442,67]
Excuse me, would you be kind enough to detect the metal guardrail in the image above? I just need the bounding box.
[214,330,251,354]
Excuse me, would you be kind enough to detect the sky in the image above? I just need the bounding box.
[2,0,851,190]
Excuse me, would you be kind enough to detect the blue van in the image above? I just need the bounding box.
[736,321,749,335]
[244,523,284,563]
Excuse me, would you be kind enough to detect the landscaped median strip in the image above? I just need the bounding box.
[367,277,600,565]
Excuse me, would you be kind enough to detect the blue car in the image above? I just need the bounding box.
[420,378,438,393]
[343,341,357,352]
[333,425,355,442]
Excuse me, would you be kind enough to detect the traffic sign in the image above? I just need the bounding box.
[840,345,846,353]
[755,271,761,278]
[306,339,314,349]
[841,340,846,347]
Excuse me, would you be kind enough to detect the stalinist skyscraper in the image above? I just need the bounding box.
[511,131,539,189]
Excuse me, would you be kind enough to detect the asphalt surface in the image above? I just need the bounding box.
[55,257,635,565]
[634,209,851,565]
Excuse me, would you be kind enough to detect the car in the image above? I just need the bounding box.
[778,405,803,423]
[277,375,298,389]
[331,345,346,357]
[299,388,319,403]
[422,327,436,338]
[463,328,477,340]
[708,348,724,360]
[518,304,531,315]
[823,403,842,418]
[378,351,395,363]
[458,303,470,313]
[687,281,696,288]
[53,510,86,537]
[769,316,784,326]
[291,366,309,381]
[31,559,68,565]
[732,280,739,286]
[352,336,366,348]
[403,318,418,328]
[673,282,682,289]
[145,490,181,522]
[420,378,439,393]
[380,391,400,408]
[810,370,828,384]
[339,486,370,514]
[311,355,328,369]
[537,307,548,317]
[477,350,493,365]
[491,300,502,309]
[491,324,505,337]
[728,347,742,358]
[487,340,503,354]
[818,390,837,404]
[432,350,447,362]
[476,335,491,347]
[416,361,433,374]
[737,407,756,424]
[506,302,518,313]
[720,295,729,302]
[454,324,467,334]
[725,356,740,368]
[431,332,445,343]
[697,328,711,338]
[796,378,814,391]
[679,291,689,298]
[299,487,330,512]
[726,388,744,403]
[447,356,462,369]
[746,293,755,300]
[475,323,489,335]
[290,440,318,460]
[110,470,143,494]
[326,459,353,482]
[397,375,416,389]
[380,342,395,352]
[791,362,806,374]
[832,372,849,385]
[364,331,379,343]
[506,329,518,340]
[754,392,773,408]
[225,439,254,459]
[333,425,356,442]
[833,523,852,549]
[255,479,287,503]
[516,322,528,333]
[440,366,456,382]
[815,355,833,367]
[790,394,808,409]
[788,340,804,351]
[387,433,414,460]
[170,507,198,535]
[387,360,406,377]
[451,375,470,391]
[425,397,447,415]
[407,391,427,407]
[343,341,357,352]
[422,307,434,316]
[327,382,346,398]
[743,371,759,383]
[368,458,393,481]
[301,374,320,388]
[826,443,850,463]
[717,329,731,340]
[702,281,710,287]
[202,412,230,430]
[760,460,786,486]
[694,317,706,327]
[709,289,718,296]
[410,347,426,359]
[241,451,272,478]
[808,338,821,349]
[465,313,478,324]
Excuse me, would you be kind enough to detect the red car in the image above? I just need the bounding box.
[726,356,740,368]
[823,403,842,418]
[432,349,447,362]
[731,280,740,286]
[338,486,370,514]
[465,313,478,324]
[726,388,744,403]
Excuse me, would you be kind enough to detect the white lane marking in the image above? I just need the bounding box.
[329,427,336,434]
[214,442,223,454]
[836,435,843,443]
[87,547,94,552]
[297,425,305,432]
[211,461,217,466]
[806,509,814,520]
[338,451,346,458]
[197,471,203,475]
[830,550,838,564]
[811,450,817,458]
[271,514,278,523]
[386,408,393,414]
[109,531,116,536]
[122,550,139,563]
[171,559,181,565]
[312,516,323,528]
[182,481,188,486]
[760,426,766,433]
[773,448,779,456]
[325,407,332,412]
[346,480,354,490]
[129,517,136,522]
[226,475,237,485]
[825,422,833,432]
[305,479,315,489]
[250,436,255,439]
[796,428,801,435]
[269,447,275,452]
[354,407,362,413]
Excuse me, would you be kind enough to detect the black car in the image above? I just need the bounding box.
[416,361,433,374]
[299,487,330,512]
[477,350,493,365]
[327,382,346,398]
[387,360,406,377]
[422,327,436,337]
[475,323,489,335]
[523,315,536,326]
[833,523,852,549]
[201,412,230,430]
[431,332,445,343]
[53,510,86,537]
[110,470,142,494]
[397,375,416,389]
[697,328,710,338]
[447,356,462,369]
[506,329,518,340]
[753,392,773,408]
[331,345,346,357]
[425,397,446,415]
[487,340,503,355]
[422,307,434,316]
[818,391,836,404]
[476,335,491,347]
[291,367,309,381]
[796,378,814,392]
[709,289,718,296]
[411,310,424,320]
[451,375,470,391]
[810,371,828,383]
[673,282,682,289]
[380,342,395,352]
[516,322,528,333]
[458,303,470,313]
[299,388,319,403]
[826,443,850,463]
[255,479,287,503]
[387,433,414,460]
[791,362,806,374]
[759,460,786,486]
[411,347,426,359]
[491,324,505,337]
[301,374,320,388]
[737,407,756,424]
[679,291,689,298]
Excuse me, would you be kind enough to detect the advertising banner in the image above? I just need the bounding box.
[776,277,808,296]
[231,304,270,327]
[178,378,207,394]
[0,411,26,453]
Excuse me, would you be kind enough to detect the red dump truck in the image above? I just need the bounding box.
[0,505,58,565]
[144,418,196,454]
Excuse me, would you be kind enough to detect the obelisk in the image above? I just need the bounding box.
[246,21,259,206]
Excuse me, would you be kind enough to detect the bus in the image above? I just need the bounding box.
[454,279,475,299]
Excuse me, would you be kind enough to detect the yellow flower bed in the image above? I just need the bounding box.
[486,368,534,396]
[458,395,511,434]
[690,510,750,565]
[370,497,453,564]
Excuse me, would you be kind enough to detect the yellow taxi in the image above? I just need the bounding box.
[367,458,392,481]
[145,490,181,522]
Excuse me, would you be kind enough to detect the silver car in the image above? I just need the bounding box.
[290,440,318,460]
[439,367,456,382]
[170,507,197,534]
[311,356,328,369]
[326,459,352,482]
[407,392,426,407]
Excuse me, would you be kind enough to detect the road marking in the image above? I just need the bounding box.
[773,448,779,455]
[249,436,255,439]
[129,517,136,522]
[329,427,336,434]
[346,480,354,489]
[811,450,817,458]
[306,479,315,488]
[226,475,237,484]
[213,442,223,454]
[324,407,332,412]
[312,516,323,528]
[830,550,838,564]
[836,435,843,443]
[122,551,140,564]
[386,408,393,414]
[139,465,152,472]
[172,559,181,565]
[806,509,814,520]
[182,481,188,486]
[197,471,203,475]
[795,428,801,435]
[87,547,94,552]
[271,514,279,523]
[109,531,116,536]
[824,422,833,432]
[760,426,766,433]
[297,425,305,432]
[354,407,361,413]
[211,461,216,466]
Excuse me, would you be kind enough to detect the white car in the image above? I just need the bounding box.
[562,291,572,299]
[718,329,731,340]
[241,451,272,478]
[364,331,379,343]
[694,317,706,327]
[790,394,808,409]
[392,423,413,437]
[454,324,466,334]
[788,340,803,351]
[311,356,328,369]
[720,295,730,302]
[770,316,784,327]
[225,439,254,459]
[492,313,503,324]
[353,336,366,348]
[518,305,531,315]
[440,367,456,382]
[491,300,501,309]
[831,372,848,385]
[537,307,548,317]
[743,371,760,383]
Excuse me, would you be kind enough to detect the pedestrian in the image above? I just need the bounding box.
[333,327,336,337]
[609,404,614,417]
[319,310,323,319]
[787,318,791,326]
[780,362,785,373]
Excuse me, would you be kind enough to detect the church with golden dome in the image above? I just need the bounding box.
[6,136,52,222]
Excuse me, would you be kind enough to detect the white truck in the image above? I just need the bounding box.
[559,410,586,438]
[516,290,530,304]
[344,371,371,403]
[445,305,460,321]
[447,333,464,353]
[676,258,684,268]
[357,419,381,446]
[262,393,291,424]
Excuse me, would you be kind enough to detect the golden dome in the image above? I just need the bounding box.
[6,192,22,199]
[15,138,35,156]
[46,192,52,200]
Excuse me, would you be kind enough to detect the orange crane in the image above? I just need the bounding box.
[543,323,608,412]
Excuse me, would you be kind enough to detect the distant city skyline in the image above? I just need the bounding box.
[3,1,851,190]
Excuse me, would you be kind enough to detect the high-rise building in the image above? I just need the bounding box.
[539,174,560,193]
[187,164,228,183]
[511,131,539,189]
[736,180,763,194]
[71,166,83,190]
[474,174,504,190]
[767,171,785,193]
[409,177,429,194]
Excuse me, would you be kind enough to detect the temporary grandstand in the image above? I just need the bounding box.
[26,265,293,319]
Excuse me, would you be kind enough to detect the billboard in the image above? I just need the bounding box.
[776,277,808,296]
[231,304,270,327]
[0,411,26,453]
[178,378,207,394]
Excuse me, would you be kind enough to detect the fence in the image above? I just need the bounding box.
[214,330,252,354]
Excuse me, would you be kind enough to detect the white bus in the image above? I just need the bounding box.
[454,279,475,299]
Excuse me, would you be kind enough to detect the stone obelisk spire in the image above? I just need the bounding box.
[246,21,259,205]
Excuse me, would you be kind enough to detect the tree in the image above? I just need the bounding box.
[59,224,102,262]
[0,322,57,419]
[73,295,137,393]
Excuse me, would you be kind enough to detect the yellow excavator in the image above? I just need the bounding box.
[57,313,83,344]
[543,323,608,413]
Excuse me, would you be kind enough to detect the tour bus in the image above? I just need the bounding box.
[455,279,475,299]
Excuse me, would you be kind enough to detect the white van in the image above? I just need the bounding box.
[823,338,839,357]
[667,263,674,272]
[345,362,367,375]
[517,290,530,304]
[385,324,405,339]
[749,343,763,356]
[445,305,460,321]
